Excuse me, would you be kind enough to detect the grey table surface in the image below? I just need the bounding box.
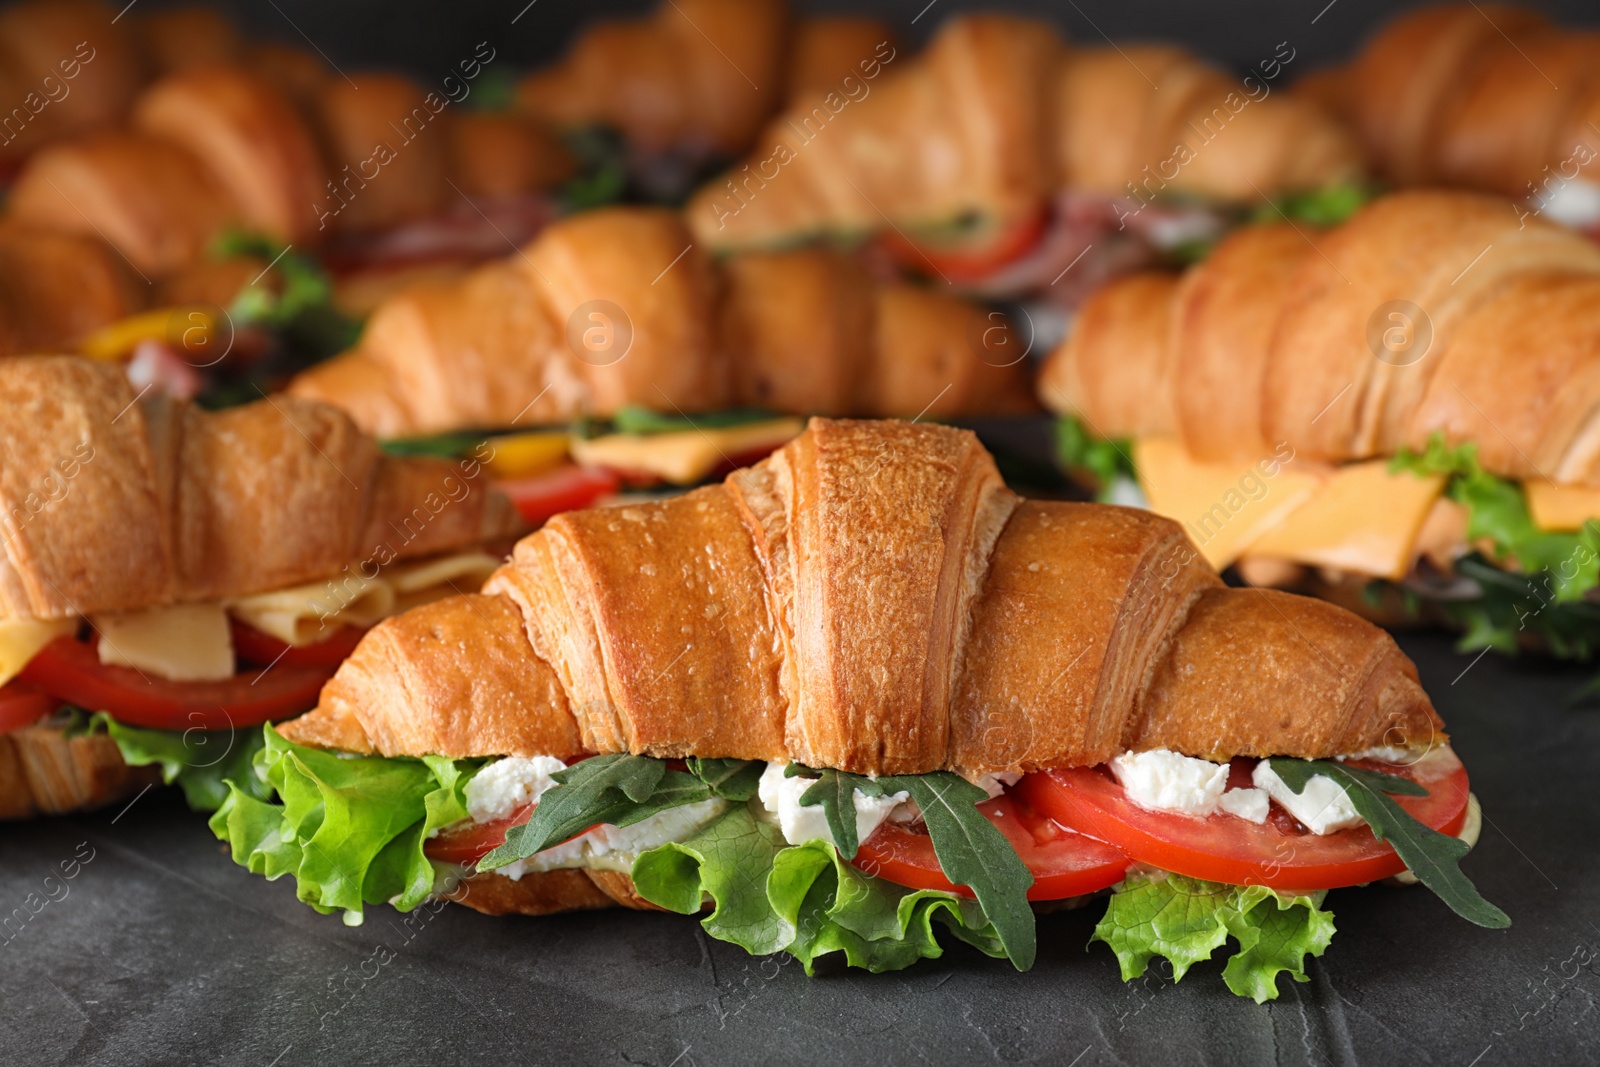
[1,627,1596,1067]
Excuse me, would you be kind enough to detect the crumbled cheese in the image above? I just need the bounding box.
[1110,749,1228,817]
[464,756,568,824]
[1105,476,1149,510]
[1535,178,1600,228]
[971,771,1023,800]
[1336,745,1418,765]
[494,798,728,880]
[1218,787,1269,824]
[1252,761,1364,835]
[756,762,910,848]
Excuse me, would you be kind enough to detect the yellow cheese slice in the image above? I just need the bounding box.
[571,418,804,486]
[387,551,501,612]
[0,617,76,687]
[227,571,394,646]
[94,603,235,682]
[1135,437,1328,569]
[1525,481,1600,533]
[1245,460,1446,580]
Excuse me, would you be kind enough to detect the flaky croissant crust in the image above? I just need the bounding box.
[285,418,1441,777]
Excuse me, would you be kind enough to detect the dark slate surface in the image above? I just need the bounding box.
[1,629,1596,1066]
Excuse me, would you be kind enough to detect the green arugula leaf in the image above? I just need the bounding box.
[1053,416,1137,502]
[479,754,718,870]
[877,773,1037,971]
[686,758,764,801]
[379,431,487,459]
[1267,759,1509,929]
[1092,871,1335,1003]
[89,713,269,812]
[558,126,629,213]
[789,767,886,860]
[210,231,334,327]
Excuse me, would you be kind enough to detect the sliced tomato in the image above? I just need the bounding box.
[853,793,1130,901]
[230,619,367,669]
[0,683,57,734]
[496,465,620,527]
[427,802,535,866]
[882,207,1049,284]
[17,636,334,732]
[1017,752,1471,892]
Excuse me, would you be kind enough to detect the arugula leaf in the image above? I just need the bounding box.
[210,231,333,327]
[1091,871,1335,1003]
[785,766,885,859]
[685,758,764,801]
[479,754,725,870]
[209,726,482,923]
[877,773,1036,971]
[1053,416,1137,502]
[379,431,487,459]
[89,713,269,812]
[1267,759,1509,929]
[631,806,1007,973]
[558,126,629,213]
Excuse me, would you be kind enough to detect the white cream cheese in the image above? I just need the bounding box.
[1251,761,1364,836]
[756,762,910,848]
[465,755,568,824]
[493,798,728,880]
[1218,786,1269,824]
[1110,749,1229,817]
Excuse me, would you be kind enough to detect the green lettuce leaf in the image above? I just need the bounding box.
[1091,871,1335,1003]
[631,805,1006,974]
[1053,416,1137,502]
[1251,183,1374,227]
[208,726,483,924]
[89,713,270,812]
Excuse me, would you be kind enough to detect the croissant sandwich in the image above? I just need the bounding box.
[1297,3,1600,232]
[0,355,525,820]
[286,207,1036,485]
[4,41,576,289]
[211,417,1503,1002]
[1041,188,1600,656]
[685,14,1364,307]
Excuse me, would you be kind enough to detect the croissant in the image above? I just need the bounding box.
[0,355,524,819]
[272,416,1444,930]
[686,15,1361,253]
[514,0,786,159]
[1300,4,1600,210]
[1039,189,1600,592]
[0,0,144,162]
[286,207,1036,437]
[0,226,141,356]
[4,58,574,276]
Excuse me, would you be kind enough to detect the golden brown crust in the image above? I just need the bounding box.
[133,65,325,243]
[514,0,785,156]
[0,356,522,621]
[786,17,897,101]
[288,207,1033,433]
[1042,190,1600,481]
[0,725,159,820]
[452,868,661,917]
[133,7,242,77]
[447,112,575,200]
[306,418,1443,773]
[0,228,141,356]
[311,73,449,233]
[0,1,144,159]
[7,132,235,275]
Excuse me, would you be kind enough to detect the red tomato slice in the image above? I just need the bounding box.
[496,465,619,527]
[0,683,57,734]
[853,793,1130,901]
[230,619,367,669]
[427,802,535,866]
[1017,752,1471,892]
[17,636,334,731]
[882,207,1049,284]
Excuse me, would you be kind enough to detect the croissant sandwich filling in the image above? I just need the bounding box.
[0,550,501,818]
